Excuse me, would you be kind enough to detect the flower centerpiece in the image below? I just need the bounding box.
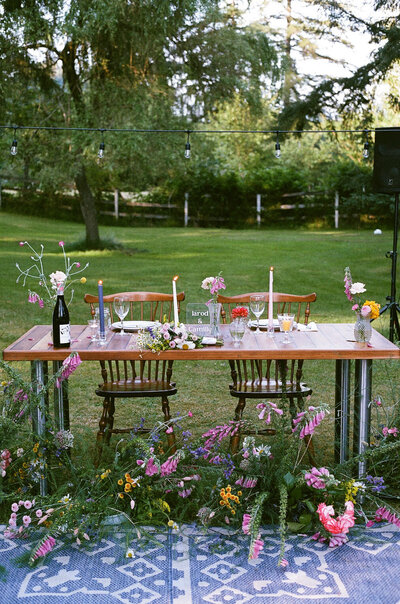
[16,240,89,308]
[137,320,202,352]
[201,273,226,337]
[344,267,380,343]
[229,306,248,345]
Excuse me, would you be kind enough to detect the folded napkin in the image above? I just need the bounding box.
[297,322,318,332]
[201,336,217,345]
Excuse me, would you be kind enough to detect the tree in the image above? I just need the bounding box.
[0,0,277,247]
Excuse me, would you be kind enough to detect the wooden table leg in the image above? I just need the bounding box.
[53,361,70,431]
[353,359,372,478]
[335,360,350,464]
[31,360,48,496]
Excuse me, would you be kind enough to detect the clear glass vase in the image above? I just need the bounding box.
[208,302,221,338]
[229,318,246,346]
[354,313,372,344]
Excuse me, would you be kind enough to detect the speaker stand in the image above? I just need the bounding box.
[378,191,400,342]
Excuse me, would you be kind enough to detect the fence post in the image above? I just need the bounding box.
[334,191,339,229]
[114,189,119,219]
[184,192,189,227]
[256,193,261,226]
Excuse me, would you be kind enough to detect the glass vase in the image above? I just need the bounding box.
[208,302,221,338]
[354,313,372,344]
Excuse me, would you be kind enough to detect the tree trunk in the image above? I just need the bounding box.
[75,164,100,248]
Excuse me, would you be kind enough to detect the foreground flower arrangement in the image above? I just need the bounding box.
[344,266,380,319]
[1,359,400,567]
[136,320,203,351]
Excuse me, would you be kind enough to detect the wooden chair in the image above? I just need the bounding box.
[84,291,185,464]
[218,291,317,454]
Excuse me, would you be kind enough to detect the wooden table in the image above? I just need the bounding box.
[3,323,400,492]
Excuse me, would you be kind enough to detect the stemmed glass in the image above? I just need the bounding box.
[278,313,295,344]
[250,294,265,333]
[113,296,129,335]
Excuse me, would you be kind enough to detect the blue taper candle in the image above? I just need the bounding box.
[98,280,105,337]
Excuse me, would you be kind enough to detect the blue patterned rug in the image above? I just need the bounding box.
[1,523,399,603]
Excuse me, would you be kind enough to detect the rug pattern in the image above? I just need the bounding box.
[0,524,399,603]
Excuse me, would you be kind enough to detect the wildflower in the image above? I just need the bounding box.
[130,500,135,510]
[55,354,82,389]
[35,509,43,518]
[317,501,355,536]
[145,458,159,476]
[166,426,174,434]
[11,503,19,513]
[22,515,32,526]
[16,448,24,457]
[374,507,400,528]
[126,548,135,558]
[250,536,264,559]
[160,455,180,476]
[24,500,33,510]
[366,475,387,493]
[32,536,56,560]
[304,467,330,490]
[350,282,366,295]
[80,277,86,284]
[242,513,252,535]
[279,558,289,568]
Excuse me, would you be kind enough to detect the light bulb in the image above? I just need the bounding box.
[275,142,281,159]
[363,143,369,159]
[10,139,18,155]
[98,142,105,159]
[185,142,191,159]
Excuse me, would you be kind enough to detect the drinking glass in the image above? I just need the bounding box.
[113,296,129,335]
[278,313,295,344]
[88,318,99,342]
[229,320,246,346]
[250,294,265,333]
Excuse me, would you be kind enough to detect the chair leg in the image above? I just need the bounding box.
[161,396,176,453]
[230,396,246,454]
[95,395,113,466]
[105,397,115,446]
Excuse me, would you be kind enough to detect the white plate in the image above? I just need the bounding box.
[111,320,156,332]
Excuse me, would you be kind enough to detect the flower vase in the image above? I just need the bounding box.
[209,302,221,338]
[354,313,372,344]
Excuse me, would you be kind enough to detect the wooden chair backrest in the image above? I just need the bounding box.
[84,291,185,323]
[217,292,317,324]
[84,291,184,385]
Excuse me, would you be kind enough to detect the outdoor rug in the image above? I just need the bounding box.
[0,523,399,603]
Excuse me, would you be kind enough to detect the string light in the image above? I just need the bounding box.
[275,131,281,159]
[363,129,369,159]
[98,129,105,160]
[10,127,18,156]
[185,131,191,159]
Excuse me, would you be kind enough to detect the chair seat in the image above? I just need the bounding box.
[229,380,311,398]
[96,379,177,398]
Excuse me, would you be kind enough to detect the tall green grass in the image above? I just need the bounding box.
[1,212,398,463]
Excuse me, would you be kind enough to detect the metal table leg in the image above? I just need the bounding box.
[53,360,70,431]
[31,360,48,496]
[353,359,372,478]
[335,360,351,464]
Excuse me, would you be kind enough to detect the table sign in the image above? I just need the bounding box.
[186,303,210,336]
[172,275,179,326]
[268,266,274,337]
[97,280,105,337]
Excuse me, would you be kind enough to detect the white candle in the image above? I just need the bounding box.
[268,267,274,329]
[172,275,179,326]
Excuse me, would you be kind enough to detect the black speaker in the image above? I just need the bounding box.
[373,127,400,193]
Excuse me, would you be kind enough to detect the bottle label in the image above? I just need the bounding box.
[59,324,71,344]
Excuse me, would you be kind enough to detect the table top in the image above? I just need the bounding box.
[3,324,400,362]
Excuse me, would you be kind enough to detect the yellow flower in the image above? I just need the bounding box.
[167,520,174,527]
[118,479,124,486]
[124,483,132,492]
[118,493,124,499]
[363,300,380,320]
[80,277,87,284]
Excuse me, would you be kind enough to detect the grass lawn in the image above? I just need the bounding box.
[1,212,399,465]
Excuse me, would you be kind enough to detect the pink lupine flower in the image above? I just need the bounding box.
[317,501,355,535]
[145,458,159,476]
[160,455,179,476]
[243,477,258,488]
[33,536,56,560]
[250,536,264,559]
[375,506,400,527]
[55,353,82,388]
[242,513,252,535]
[235,476,244,486]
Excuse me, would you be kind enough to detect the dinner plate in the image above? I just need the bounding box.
[111,320,156,332]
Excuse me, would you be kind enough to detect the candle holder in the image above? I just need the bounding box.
[267,324,275,339]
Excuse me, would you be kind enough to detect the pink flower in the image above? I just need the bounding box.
[24,500,32,510]
[35,509,43,518]
[11,503,19,512]
[59,241,65,247]
[55,353,82,388]
[166,426,174,434]
[317,501,355,535]
[22,515,31,526]
[250,536,264,559]
[19,241,25,246]
[169,341,176,348]
[160,455,179,476]
[242,513,252,535]
[145,458,159,476]
[352,304,359,311]
[188,411,193,417]
[366,520,374,528]
[279,558,289,567]
[361,305,371,317]
[76,262,81,268]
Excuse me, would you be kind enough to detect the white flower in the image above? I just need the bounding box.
[201,277,214,290]
[49,271,67,289]
[126,548,135,558]
[59,494,71,505]
[350,282,366,295]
